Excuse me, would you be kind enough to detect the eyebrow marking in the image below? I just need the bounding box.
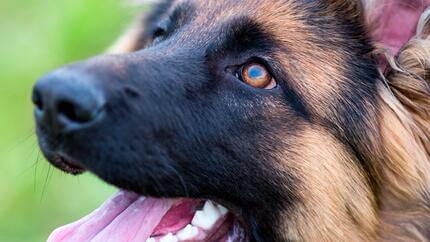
[206,16,279,57]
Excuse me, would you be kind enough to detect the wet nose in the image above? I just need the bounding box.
[32,69,105,134]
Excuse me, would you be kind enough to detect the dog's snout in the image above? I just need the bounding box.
[32,69,105,134]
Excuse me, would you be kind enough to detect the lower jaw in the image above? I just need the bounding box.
[47,191,248,242]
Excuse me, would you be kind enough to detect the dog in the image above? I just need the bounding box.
[32,0,430,241]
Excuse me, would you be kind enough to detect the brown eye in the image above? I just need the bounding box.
[241,63,275,89]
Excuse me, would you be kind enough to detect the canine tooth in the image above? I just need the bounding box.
[203,201,218,214]
[159,233,178,242]
[146,238,156,242]
[203,200,222,220]
[191,201,221,230]
[177,224,199,241]
[217,204,228,215]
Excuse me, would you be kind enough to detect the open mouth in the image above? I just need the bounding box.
[47,191,247,242]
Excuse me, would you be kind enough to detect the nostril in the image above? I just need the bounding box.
[32,88,44,111]
[57,100,95,123]
[33,69,106,132]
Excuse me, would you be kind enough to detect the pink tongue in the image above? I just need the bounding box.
[47,191,178,242]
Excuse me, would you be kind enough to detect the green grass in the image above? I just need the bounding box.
[0,1,143,241]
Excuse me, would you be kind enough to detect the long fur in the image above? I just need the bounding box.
[375,6,430,240]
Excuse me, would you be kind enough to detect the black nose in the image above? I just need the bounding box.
[32,69,105,134]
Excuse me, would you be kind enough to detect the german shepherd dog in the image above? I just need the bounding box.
[33,0,430,241]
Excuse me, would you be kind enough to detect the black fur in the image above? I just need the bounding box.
[34,0,383,241]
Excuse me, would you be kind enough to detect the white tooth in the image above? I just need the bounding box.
[203,201,218,214]
[203,200,222,221]
[191,201,221,230]
[191,210,206,228]
[177,224,199,241]
[159,233,178,242]
[217,204,228,216]
[146,238,156,242]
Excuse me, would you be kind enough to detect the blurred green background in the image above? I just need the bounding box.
[0,1,144,241]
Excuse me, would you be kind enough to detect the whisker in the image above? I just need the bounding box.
[34,150,41,192]
[40,165,53,202]
[15,143,40,177]
[6,128,36,153]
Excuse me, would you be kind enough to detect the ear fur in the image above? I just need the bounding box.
[375,8,430,239]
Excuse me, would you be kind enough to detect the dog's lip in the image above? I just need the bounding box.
[50,153,86,175]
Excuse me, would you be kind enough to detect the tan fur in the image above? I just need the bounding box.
[270,2,430,240]
[375,8,430,240]
[255,1,350,117]
[280,126,377,241]
[108,23,143,54]
[284,3,430,240]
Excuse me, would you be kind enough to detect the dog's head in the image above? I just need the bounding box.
[33,0,430,241]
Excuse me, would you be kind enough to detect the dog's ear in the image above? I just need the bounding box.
[386,8,430,136]
[362,0,430,55]
[377,7,430,203]
[324,0,430,56]
[375,10,430,239]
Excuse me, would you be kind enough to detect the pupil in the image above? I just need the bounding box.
[248,66,264,79]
